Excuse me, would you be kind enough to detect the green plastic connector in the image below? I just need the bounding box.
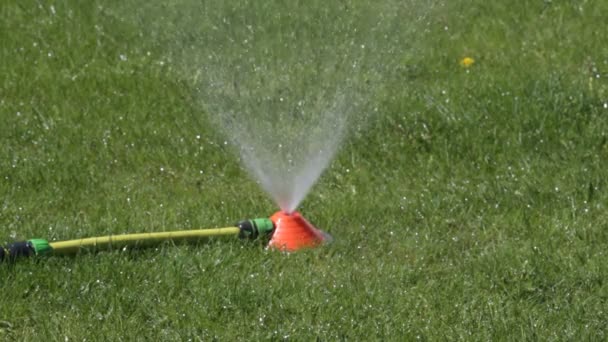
[236,218,275,239]
[28,239,53,256]
[251,218,274,236]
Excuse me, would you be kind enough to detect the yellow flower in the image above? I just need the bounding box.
[460,57,475,68]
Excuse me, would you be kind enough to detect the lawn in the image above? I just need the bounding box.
[1,0,608,340]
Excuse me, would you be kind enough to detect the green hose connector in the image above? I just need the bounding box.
[28,239,53,256]
[237,218,275,240]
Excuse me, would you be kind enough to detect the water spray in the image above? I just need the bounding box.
[1,212,330,263]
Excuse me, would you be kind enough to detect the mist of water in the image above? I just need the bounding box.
[201,63,360,213]
[192,2,407,212]
[210,88,349,213]
[110,0,435,212]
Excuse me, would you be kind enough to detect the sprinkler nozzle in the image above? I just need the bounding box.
[268,211,330,251]
[236,218,275,240]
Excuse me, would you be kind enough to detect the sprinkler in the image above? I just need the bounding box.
[268,211,332,252]
[0,212,330,262]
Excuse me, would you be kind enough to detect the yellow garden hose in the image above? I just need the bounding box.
[48,227,242,256]
[0,218,274,262]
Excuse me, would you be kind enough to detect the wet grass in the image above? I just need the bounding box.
[2,0,608,340]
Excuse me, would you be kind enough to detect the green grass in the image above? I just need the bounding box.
[2,0,608,340]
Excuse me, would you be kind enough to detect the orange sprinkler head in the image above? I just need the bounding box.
[268,211,330,251]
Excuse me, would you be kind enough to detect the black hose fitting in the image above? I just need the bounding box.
[0,241,36,263]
